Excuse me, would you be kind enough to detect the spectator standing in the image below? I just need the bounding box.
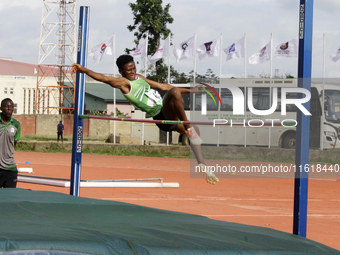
[57,121,64,142]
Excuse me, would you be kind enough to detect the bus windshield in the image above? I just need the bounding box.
[324,89,340,123]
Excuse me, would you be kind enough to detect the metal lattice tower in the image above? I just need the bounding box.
[36,0,77,114]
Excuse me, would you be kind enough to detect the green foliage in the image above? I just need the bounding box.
[146,66,220,85]
[44,143,69,153]
[89,108,129,117]
[197,69,220,84]
[146,62,190,84]
[146,59,169,83]
[16,142,69,153]
[127,0,173,82]
[115,108,129,117]
[90,109,106,116]
[127,0,173,55]
[169,68,220,85]
[285,74,295,79]
[255,72,295,79]
[20,135,69,142]
[170,66,191,84]
[16,141,36,151]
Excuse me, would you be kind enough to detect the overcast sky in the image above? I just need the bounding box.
[0,0,340,79]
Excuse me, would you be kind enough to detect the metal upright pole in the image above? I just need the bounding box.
[244,33,247,147]
[70,6,89,196]
[293,0,314,237]
[268,33,273,148]
[113,33,116,144]
[217,33,223,147]
[320,33,325,150]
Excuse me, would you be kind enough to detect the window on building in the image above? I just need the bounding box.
[4,87,7,94]
[13,103,17,114]
[33,89,36,113]
[10,88,14,94]
[28,89,31,114]
[23,89,26,114]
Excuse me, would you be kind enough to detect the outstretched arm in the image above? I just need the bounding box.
[138,75,203,93]
[138,75,173,92]
[72,64,130,93]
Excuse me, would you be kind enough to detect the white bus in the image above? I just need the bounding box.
[190,78,340,149]
[130,78,340,149]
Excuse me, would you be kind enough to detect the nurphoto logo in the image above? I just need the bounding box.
[200,84,311,115]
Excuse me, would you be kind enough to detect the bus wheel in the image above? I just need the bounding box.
[283,132,296,149]
[181,134,190,146]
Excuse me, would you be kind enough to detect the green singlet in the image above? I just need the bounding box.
[0,114,21,171]
[123,76,163,118]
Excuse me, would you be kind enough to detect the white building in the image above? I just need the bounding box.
[0,58,58,114]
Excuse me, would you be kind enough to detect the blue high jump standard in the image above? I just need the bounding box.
[294,0,314,237]
[70,6,90,196]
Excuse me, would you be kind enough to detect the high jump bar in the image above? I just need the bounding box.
[18,175,179,188]
[80,115,297,127]
[19,174,167,183]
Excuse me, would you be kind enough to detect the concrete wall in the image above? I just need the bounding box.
[88,119,132,139]
[110,120,131,136]
[14,114,130,140]
[88,118,110,139]
[35,114,62,136]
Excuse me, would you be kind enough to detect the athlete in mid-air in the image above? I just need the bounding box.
[72,54,219,185]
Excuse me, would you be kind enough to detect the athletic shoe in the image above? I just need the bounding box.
[185,127,202,145]
[198,163,219,185]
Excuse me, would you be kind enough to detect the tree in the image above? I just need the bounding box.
[180,69,219,85]
[285,73,295,79]
[170,68,191,84]
[146,61,171,83]
[196,69,219,84]
[127,0,173,82]
[147,64,191,84]
[127,0,173,56]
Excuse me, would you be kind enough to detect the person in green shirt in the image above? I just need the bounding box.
[72,55,218,185]
[0,98,21,188]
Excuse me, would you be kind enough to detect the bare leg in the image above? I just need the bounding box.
[161,88,218,184]
[174,124,205,164]
[162,87,191,130]
[162,87,204,163]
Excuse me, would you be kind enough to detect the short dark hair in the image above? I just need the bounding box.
[116,55,134,71]
[1,98,13,107]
